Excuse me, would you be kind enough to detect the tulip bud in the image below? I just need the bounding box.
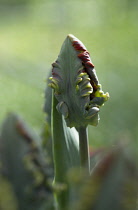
[49,34,109,128]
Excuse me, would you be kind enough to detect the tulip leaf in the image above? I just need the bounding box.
[74,146,138,210]
[0,113,53,210]
[51,91,80,210]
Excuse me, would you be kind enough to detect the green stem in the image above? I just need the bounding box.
[78,126,90,173]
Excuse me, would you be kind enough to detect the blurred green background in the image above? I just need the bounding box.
[0,0,138,148]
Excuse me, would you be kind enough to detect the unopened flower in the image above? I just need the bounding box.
[49,34,109,128]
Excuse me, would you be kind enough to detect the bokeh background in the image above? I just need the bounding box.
[0,0,138,148]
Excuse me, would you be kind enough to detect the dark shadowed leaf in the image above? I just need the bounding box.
[73,145,138,210]
[0,113,54,210]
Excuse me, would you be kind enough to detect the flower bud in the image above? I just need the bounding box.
[49,34,109,128]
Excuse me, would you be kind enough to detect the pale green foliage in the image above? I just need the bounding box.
[51,93,80,210]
